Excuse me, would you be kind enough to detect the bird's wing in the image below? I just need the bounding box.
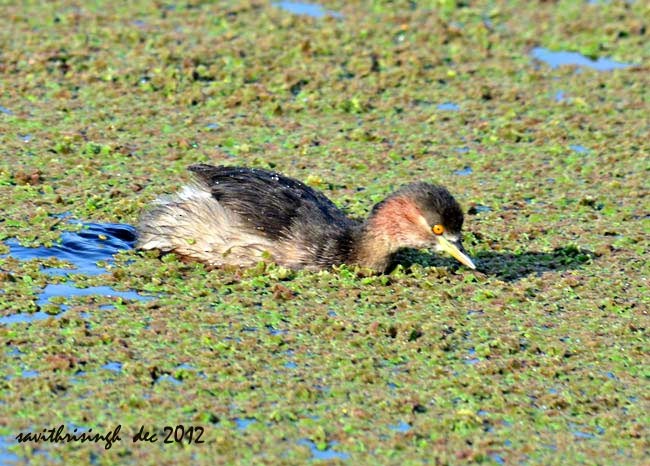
[187,164,353,240]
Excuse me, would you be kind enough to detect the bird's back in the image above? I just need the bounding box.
[137,164,359,269]
[188,164,354,240]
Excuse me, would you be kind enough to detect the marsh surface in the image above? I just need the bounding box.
[0,0,647,464]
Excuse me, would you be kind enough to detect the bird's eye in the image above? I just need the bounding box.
[432,224,444,235]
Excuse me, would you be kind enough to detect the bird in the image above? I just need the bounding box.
[136,164,476,273]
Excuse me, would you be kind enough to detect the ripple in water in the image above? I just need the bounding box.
[3,221,136,276]
[0,220,151,325]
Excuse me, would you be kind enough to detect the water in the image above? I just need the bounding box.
[296,439,350,460]
[267,325,287,335]
[437,102,460,111]
[388,421,411,433]
[38,283,150,307]
[102,362,123,373]
[0,106,13,115]
[572,430,595,439]
[0,282,153,325]
[569,422,600,439]
[0,283,151,325]
[0,311,61,325]
[454,166,473,176]
[234,418,257,430]
[273,1,342,19]
[0,436,20,465]
[569,144,589,154]
[468,204,491,215]
[0,220,153,324]
[284,361,298,369]
[465,348,480,365]
[3,221,137,276]
[155,374,183,385]
[531,47,634,71]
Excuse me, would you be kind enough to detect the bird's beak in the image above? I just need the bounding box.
[436,235,476,269]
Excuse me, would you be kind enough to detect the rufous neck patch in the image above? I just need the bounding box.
[370,196,426,241]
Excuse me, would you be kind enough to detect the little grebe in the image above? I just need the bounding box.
[137,164,476,272]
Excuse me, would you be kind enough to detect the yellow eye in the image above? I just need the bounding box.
[432,224,444,235]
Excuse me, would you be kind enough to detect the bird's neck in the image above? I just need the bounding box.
[351,225,395,272]
[351,196,424,272]
[351,219,405,272]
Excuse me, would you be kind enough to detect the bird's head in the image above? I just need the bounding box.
[368,182,476,269]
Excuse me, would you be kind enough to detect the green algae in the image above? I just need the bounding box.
[1,0,648,464]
